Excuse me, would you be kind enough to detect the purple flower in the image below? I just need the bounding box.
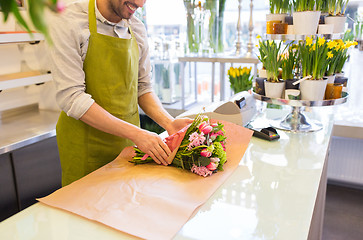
[188,132,206,150]
[191,164,213,177]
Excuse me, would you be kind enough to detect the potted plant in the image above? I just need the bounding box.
[292,0,321,35]
[281,44,299,90]
[298,36,330,100]
[228,66,253,94]
[258,39,286,98]
[332,39,357,86]
[325,0,350,33]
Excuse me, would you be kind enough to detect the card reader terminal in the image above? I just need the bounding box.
[252,127,280,141]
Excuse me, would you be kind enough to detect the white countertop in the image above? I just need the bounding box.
[0,107,334,240]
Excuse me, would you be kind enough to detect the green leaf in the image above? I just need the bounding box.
[198,156,210,167]
[215,135,226,142]
[9,0,32,33]
[28,0,48,36]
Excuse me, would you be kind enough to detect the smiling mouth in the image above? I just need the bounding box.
[126,2,137,12]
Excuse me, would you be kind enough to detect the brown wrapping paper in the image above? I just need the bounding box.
[38,120,252,240]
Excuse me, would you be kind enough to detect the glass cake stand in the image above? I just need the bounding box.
[252,92,348,132]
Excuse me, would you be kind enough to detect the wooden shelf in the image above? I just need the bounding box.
[0,71,52,90]
[0,32,44,44]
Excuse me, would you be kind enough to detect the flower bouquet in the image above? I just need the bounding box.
[130,113,227,177]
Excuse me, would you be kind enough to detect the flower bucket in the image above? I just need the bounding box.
[334,76,348,87]
[264,81,285,99]
[285,78,300,89]
[266,13,288,22]
[293,11,321,35]
[299,78,328,101]
[318,24,334,34]
[325,74,335,84]
[325,16,346,34]
[255,77,266,95]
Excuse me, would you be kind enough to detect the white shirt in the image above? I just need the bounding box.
[48,0,152,119]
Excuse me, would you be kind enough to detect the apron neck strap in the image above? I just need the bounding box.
[88,0,97,34]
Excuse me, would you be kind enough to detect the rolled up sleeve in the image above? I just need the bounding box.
[131,19,153,98]
[48,11,94,120]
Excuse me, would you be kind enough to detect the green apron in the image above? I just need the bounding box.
[56,0,140,186]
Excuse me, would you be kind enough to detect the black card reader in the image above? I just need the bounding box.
[252,127,280,141]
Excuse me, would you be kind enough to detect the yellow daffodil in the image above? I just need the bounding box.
[291,44,298,49]
[313,44,316,51]
[256,35,261,39]
[318,37,326,46]
[305,36,313,46]
[354,41,358,46]
[327,41,336,49]
[327,51,333,59]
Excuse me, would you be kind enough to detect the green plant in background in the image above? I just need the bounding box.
[331,39,357,74]
[256,35,267,69]
[0,0,64,41]
[183,0,199,53]
[336,0,349,16]
[204,0,218,53]
[298,36,330,79]
[328,0,349,16]
[269,0,290,14]
[228,66,253,93]
[354,20,363,40]
[217,0,226,52]
[343,29,355,41]
[321,0,330,13]
[293,0,316,12]
[281,44,298,80]
[257,37,286,82]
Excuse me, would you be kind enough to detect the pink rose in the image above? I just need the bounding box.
[206,162,217,171]
[199,122,213,135]
[201,149,212,157]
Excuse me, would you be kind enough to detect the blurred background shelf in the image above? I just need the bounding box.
[0,32,44,44]
[0,71,52,91]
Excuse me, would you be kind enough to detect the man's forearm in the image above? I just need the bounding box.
[79,102,141,142]
[138,92,174,132]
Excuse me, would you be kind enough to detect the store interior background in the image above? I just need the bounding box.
[1,0,363,237]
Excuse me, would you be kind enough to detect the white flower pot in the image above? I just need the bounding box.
[264,81,285,99]
[318,24,334,34]
[266,13,288,23]
[325,16,347,33]
[293,11,321,35]
[300,78,328,101]
[287,25,294,34]
[325,74,335,84]
[258,69,267,78]
[335,72,344,78]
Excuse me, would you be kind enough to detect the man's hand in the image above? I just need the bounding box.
[131,129,172,166]
[165,118,194,135]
